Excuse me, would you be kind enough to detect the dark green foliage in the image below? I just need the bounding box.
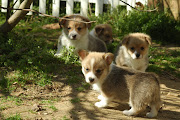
[141,13,180,45]
[89,8,180,45]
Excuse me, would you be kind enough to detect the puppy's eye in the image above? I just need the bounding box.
[96,69,102,73]
[141,47,144,50]
[131,47,135,50]
[85,68,89,72]
[77,27,82,31]
[106,35,110,38]
[68,27,71,30]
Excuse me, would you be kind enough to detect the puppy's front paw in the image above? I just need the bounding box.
[123,109,135,116]
[98,95,103,100]
[95,101,107,108]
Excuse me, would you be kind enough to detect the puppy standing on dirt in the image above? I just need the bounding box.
[55,14,91,56]
[115,33,152,72]
[78,50,161,118]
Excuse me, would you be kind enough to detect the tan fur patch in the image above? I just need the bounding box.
[123,33,151,58]
[95,24,113,44]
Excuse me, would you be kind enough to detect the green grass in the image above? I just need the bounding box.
[147,47,180,78]
[76,82,90,92]
[40,99,59,112]
[0,9,179,97]
[5,113,22,120]
[49,105,58,112]
[0,96,23,106]
[70,98,81,103]
[0,16,80,93]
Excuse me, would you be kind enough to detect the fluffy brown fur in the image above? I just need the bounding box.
[115,33,152,72]
[79,50,161,118]
[92,24,114,44]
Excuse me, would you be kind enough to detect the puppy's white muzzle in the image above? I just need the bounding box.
[68,29,79,40]
[85,71,97,84]
[131,51,142,59]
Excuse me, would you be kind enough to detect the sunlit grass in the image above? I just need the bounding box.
[148,47,180,78]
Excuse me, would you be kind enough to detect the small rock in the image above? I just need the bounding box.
[13,82,18,85]
[44,112,48,115]
[32,104,43,112]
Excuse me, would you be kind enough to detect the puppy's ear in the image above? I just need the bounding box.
[59,16,70,28]
[145,36,152,45]
[81,16,91,29]
[103,53,114,65]
[78,50,89,61]
[122,35,130,46]
[95,26,104,35]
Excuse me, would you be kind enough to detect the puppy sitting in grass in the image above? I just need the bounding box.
[88,24,113,52]
[55,14,91,57]
[89,24,114,44]
[115,33,152,72]
[78,50,161,118]
[55,15,108,56]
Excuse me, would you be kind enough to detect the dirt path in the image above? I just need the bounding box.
[0,71,180,120]
[0,25,179,119]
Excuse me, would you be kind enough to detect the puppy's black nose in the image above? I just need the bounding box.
[136,53,140,58]
[72,35,76,39]
[89,77,94,83]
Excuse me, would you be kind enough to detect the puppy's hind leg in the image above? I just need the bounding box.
[146,102,161,118]
[123,100,146,116]
[146,104,158,118]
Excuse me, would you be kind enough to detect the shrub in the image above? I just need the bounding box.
[89,8,180,45]
[141,13,180,45]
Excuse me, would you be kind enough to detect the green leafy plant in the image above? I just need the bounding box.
[60,46,80,65]
[90,8,180,46]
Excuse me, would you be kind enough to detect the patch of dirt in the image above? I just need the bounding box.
[152,43,180,50]
[0,72,180,120]
[42,23,60,30]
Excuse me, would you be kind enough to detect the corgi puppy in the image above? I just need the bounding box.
[78,50,161,118]
[55,14,91,56]
[88,30,108,52]
[115,33,152,72]
[90,24,114,44]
